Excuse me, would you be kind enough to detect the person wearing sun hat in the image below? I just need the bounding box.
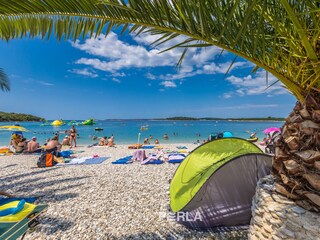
[27,136,41,153]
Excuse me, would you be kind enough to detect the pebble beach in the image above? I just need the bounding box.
[0,143,251,239]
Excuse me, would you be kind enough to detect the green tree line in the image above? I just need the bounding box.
[0,111,45,122]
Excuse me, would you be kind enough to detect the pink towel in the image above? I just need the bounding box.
[131,149,146,161]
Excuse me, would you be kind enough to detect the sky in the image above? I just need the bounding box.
[0,30,296,120]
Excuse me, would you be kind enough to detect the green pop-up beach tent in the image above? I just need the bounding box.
[170,138,272,230]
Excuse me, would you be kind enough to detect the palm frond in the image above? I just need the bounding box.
[0,0,319,100]
[0,68,10,92]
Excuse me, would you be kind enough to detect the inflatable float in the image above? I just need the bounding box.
[0,147,9,154]
[51,119,65,126]
[82,119,95,125]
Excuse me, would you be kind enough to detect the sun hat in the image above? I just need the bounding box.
[32,136,36,139]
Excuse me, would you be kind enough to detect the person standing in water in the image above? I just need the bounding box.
[69,125,77,148]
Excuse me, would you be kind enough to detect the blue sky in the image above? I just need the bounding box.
[0,31,296,120]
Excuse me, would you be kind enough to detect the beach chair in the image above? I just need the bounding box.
[0,199,47,240]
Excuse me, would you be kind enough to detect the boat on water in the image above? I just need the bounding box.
[82,118,95,125]
[140,125,148,131]
[51,119,65,126]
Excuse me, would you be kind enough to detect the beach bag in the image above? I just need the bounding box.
[37,152,55,168]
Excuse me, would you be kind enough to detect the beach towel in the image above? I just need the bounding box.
[112,156,133,164]
[176,146,188,149]
[168,153,185,164]
[60,150,73,158]
[141,151,164,165]
[0,197,37,206]
[143,159,164,164]
[58,156,109,165]
[142,145,155,149]
[131,149,146,161]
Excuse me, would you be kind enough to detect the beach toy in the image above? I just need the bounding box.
[51,119,65,126]
[82,118,95,125]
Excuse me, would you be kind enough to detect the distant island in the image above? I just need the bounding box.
[156,116,285,121]
[0,111,45,122]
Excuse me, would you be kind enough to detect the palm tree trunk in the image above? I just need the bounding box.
[272,93,320,212]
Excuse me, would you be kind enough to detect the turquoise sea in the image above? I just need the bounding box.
[0,120,284,146]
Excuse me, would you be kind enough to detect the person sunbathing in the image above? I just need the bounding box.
[46,135,62,152]
[61,136,70,146]
[107,137,115,147]
[99,136,107,146]
[16,138,27,153]
[27,136,41,153]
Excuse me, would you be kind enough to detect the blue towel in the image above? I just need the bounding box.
[176,146,187,149]
[142,146,155,149]
[60,150,73,158]
[81,157,108,165]
[112,156,133,164]
[59,157,109,165]
[168,159,184,164]
[143,160,164,164]
[0,197,37,206]
[0,200,25,217]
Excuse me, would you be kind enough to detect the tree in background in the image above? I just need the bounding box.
[0,0,319,210]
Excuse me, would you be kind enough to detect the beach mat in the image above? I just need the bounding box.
[168,159,184,164]
[142,146,155,149]
[143,160,164,165]
[58,157,109,165]
[176,146,188,149]
[112,156,132,164]
[168,154,185,164]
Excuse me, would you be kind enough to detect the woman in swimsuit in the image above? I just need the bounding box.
[69,126,77,148]
[16,138,27,153]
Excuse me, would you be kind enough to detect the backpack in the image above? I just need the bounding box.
[37,152,55,168]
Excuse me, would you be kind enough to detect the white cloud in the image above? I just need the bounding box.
[112,78,121,83]
[160,81,177,88]
[145,73,156,80]
[71,32,224,77]
[111,72,126,77]
[38,81,54,86]
[222,93,232,99]
[225,70,289,97]
[69,68,98,78]
[70,32,275,95]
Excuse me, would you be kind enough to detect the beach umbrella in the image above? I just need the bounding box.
[0,125,29,132]
[263,127,281,135]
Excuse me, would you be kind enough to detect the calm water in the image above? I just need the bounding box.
[0,120,284,146]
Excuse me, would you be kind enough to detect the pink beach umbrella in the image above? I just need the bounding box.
[263,127,281,135]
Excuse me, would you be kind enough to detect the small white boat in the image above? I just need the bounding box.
[140,125,148,131]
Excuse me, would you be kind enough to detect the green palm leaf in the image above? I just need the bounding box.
[0,68,10,92]
[0,0,319,100]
